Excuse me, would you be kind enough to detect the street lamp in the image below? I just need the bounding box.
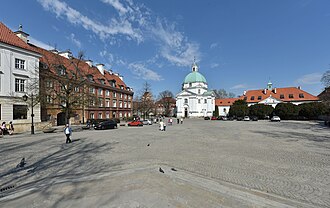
[23,94,35,134]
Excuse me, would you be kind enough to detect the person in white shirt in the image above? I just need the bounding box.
[63,124,72,143]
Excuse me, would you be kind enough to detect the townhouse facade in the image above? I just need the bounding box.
[1,22,134,127]
[0,23,41,128]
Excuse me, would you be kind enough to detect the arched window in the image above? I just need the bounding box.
[198,89,201,94]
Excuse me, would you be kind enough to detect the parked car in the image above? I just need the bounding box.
[236,117,243,121]
[204,116,210,120]
[271,116,281,122]
[243,116,250,121]
[251,116,258,121]
[142,119,152,125]
[94,120,117,130]
[211,116,217,120]
[128,120,143,126]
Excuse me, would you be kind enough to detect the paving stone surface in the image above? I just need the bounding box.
[0,119,329,207]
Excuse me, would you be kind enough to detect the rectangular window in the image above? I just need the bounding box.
[113,100,117,107]
[184,98,188,104]
[46,80,53,88]
[119,101,122,108]
[89,87,95,94]
[106,113,110,119]
[120,93,123,99]
[15,78,25,92]
[257,96,262,100]
[251,96,255,100]
[289,94,294,98]
[15,58,25,69]
[299,93,304,98]
[13,105,27,120]
[46,95,53,103]
[98,88,103,96]
[74,86,79,92]
[204,99,207,104]
[90,113,94,119]
[198,99,201,104]
[280,94,284,99]
[106,90,110,96]
[128,102,131,108]
[98,113,102,119]
[124,102,127,108]
[113,92,116,98]
[98,98,103,107]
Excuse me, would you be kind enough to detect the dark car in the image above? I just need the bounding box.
[94,120,117,130]
[211,116,217,120]
[204,116,210,120]
[251,116,258,121]
[128,120,143,126]
[236,117,243,121]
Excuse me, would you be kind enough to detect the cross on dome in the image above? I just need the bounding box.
[192,56,198,72]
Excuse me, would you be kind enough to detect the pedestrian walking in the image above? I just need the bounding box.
[177,118,179,124]
[159,120,164,131]
[8,121,14,135]
[64,124,72,143]
[180,117,183,124]
[163,121,167,131]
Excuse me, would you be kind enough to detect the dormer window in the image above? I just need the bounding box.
[257,96,262,100]
[87,75,94,82]
[251,96,255,100]
[289,94,294,98]
[57,65,66,75]
[99,79,105,85]
[299,93,304,98]
[280,94,284,99]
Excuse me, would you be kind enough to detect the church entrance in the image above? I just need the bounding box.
[184,108,188,118]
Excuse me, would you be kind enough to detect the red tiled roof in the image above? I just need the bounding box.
[215,98,240,106]
[241,87,319,103]
[31,45,131,92]
[0,22,39,54]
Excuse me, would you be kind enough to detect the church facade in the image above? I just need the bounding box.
[176,62,215,118]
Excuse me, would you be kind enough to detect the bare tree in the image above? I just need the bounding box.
[135,81,155,119]
[213,89,235,99]
[157,90,174,116]
[39,50,94,124]
[321,70,330,88]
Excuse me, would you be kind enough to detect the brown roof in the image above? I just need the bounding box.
[241,87,319,103]
[215,98,240,106]
[31,45,131,92]
[0,22,39,54]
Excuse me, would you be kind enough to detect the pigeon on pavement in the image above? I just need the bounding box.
[159,167,164,173]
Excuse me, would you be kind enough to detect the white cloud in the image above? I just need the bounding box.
[231,84,247,89]
[210,42,218,49]
[68,33,81,48]
[296,73,322,85]
[128,63,162,81]
[210,63,219,68]
[29,36,54,50]
[101,0,129,15]
[37,0,142,42]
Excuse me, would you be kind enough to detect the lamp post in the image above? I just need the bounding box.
[23,94,35,134]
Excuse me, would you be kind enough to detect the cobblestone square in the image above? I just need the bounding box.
[0,119,329,207]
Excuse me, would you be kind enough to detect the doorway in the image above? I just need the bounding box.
[184,108,188,118]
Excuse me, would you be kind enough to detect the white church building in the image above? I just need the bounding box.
[176,61,215,118]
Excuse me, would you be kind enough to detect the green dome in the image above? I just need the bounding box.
[184,71,207,84]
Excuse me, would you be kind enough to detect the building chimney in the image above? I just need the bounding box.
[114,72,119,77]
[119,75,123,81]
[243,90,246,96]
[59,50,72,59]
[14,24,29,43]
[297,86,301,90]
[96,63,105,75]
[263,89,267,94]
[273,88,277,94]
[49,49,59,54]
[85,60,93,67]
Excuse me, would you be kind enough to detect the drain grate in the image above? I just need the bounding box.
[0,184,16,198]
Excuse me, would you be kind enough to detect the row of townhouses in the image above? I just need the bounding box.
[0,22,133,131]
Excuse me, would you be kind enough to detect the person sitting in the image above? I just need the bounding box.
[1,122,8,134]
[8,121,14,135]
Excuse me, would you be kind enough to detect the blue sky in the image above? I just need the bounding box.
[1,0,329,97]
